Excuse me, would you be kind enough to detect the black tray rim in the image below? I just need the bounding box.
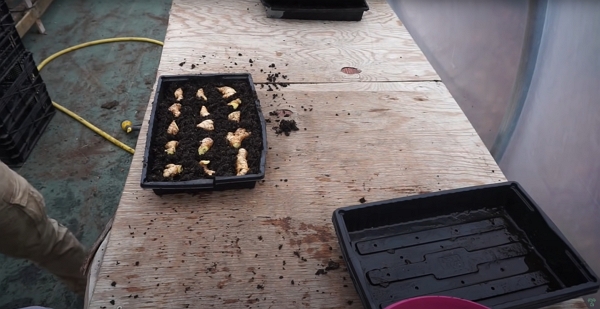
[260,0,370,12]
[140,73,267,190]
[332,181,599,309]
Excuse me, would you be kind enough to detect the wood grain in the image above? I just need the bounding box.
[88,0,585,308]
[157,0,438,83]
[89,83,509,308]
[15,0,53,37]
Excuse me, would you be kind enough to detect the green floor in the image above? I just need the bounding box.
[0,0,171,308]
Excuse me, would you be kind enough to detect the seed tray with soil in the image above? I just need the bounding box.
[260,0,369,21]
[141,74,267,194]
[332,182,598,309]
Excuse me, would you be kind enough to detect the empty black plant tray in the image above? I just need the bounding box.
[140,74,267,195]
[260,0,369,21]
[332,182,598,309]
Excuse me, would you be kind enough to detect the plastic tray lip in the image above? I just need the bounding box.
[140,73,267,191]
[261,0,369,11]
[332,181,599,309]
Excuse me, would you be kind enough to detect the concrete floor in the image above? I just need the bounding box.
[0,0,171,308]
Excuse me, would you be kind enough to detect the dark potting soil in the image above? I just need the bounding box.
[274,119,299,136]
[147,80,263,182]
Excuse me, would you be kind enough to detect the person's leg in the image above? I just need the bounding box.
[0,162,87,295]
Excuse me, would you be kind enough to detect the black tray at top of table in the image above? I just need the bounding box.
[260,0,369,21]
[332,182,598,309]
[140,73,267,195]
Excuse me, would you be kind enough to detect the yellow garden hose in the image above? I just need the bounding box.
[36,37,165,155]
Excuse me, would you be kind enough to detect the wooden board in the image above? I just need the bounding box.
[14,0,53,37]
[89,82,507,308]
[88,0,586,308]
[158,0,439,83]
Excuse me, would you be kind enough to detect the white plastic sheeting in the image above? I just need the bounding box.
[390,0,599,304]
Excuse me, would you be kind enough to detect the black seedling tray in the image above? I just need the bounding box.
[141,74,267,195]
[332,182,598,309]
[260,0,369,21]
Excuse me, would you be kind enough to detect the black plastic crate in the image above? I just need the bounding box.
[1,51,35,96]
[141,74,267,195]
[0,104,54,167]
[332,182,598,309]
[0,52,45,132]
[0,0,15,33]
[0,80,55,165]
[0,76,54,146]
[260,0,369,21]
[1,28,24,76]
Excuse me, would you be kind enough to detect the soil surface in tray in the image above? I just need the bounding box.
[147,80,263,182]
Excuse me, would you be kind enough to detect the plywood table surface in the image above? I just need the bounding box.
[88,1,585,309]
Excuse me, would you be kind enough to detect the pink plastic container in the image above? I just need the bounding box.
[384,296,490,309]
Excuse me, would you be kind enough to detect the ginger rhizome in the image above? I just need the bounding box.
[167,120,179,135]
[236,148,249,176]
[228,111,240,122]
[227,98,241,110]
[226,128,250,148]
[168,103,182,117]
[197,119,214,131]
[174,88,183,101]
[217,86,236,98]
[196,88,207,101]
[200,105,210,117]
[198,137,213,155]
[199,160,215,176]
[163,164,183,177]
[164,141,178,155]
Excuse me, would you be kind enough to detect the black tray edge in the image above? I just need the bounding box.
[332,181,599,309]
[140,73,267,192]
[260,0,369,21]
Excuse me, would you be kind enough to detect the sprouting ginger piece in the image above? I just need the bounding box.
[163,164,183,177]
[217,86,236,98]
[164,141,179,155]
[196,88,207,101]
[198,137,214,155]
[236,148,249,176]
[167,120,179,135]
[228,111,240,122]
[174,88,183,101]
[168,103,182,117]
[200,105,210,117]
[197,119,214,131]
[226,128,251,148]
[227,98,242,110]
[199,160,215,176]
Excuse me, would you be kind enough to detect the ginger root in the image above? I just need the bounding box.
[163,164,183,177]
[164,141,179,155]
[228,111,240,122]
[168,103,182,117]
[199,160,215,176]
[167,120,179,135]
[197,119,214,131]
[236,148,249,176]
[217,86,236,98]
[227,98,241,110]
[200,105,210,117]
[174,88,183,101]
[198,137,214,155]
[226,128,251,148]
[196,88,207,101]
